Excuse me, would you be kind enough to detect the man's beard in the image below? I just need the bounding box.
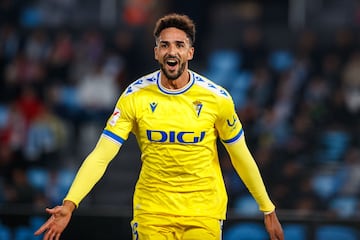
[159,62,186,80]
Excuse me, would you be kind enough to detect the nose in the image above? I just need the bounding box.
[168,43,177,55]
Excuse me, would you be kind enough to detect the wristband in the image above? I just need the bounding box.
[264,210,274,215]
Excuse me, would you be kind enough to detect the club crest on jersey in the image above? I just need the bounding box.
[109,107,121,126]
[150,102,158,113]
[193,100,203,117]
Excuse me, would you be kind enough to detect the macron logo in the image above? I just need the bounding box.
[150,102,158,113]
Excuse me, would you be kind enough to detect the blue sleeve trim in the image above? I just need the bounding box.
[222,128,244,144]
[102,130,125,144]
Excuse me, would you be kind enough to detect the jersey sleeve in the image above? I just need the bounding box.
[63,92,136,206]
[224,136,275,212]
[216,92,275,212]
[64,136,121,206]
[215,94,243,143]
[103,93,135,144]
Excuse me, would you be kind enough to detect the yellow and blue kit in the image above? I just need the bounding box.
[64,70,275,220]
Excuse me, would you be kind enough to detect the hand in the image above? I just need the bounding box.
[34,201,76,240]
[264,211,284,240]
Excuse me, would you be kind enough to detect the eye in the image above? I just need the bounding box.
[176,42,185,48]
[159,43,168,48]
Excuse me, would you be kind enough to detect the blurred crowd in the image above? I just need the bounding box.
[216,26,360,219]
[0,0,152,209]
[0,0,360,221]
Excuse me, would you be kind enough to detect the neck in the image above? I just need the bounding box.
[161,70,190,90]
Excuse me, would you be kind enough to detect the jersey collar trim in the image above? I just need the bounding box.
[157,70,195,95]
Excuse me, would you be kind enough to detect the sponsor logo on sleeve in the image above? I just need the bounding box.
[109,107,121,126]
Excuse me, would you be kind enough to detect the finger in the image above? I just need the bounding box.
[34,220,52,235]
[55,232,61,240]
[276,231,284,240]
[43,229,52,240]
[46,207,60,214]
[50,230,57,240]
[269,231,276,240]
[271,232,281,240]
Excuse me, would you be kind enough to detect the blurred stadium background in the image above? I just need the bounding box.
[0,0,359,239]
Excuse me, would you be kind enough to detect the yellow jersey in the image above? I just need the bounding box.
[103,70,243,220]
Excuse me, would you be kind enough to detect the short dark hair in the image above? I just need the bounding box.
[153,13,196,46]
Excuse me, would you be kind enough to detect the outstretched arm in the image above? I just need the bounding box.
[34,135,121,239]
[223,135,284,240]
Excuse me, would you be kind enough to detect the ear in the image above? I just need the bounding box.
[154,46,159,60]
[188,47,194,60]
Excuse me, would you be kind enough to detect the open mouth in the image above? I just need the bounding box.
[166,58,178,67]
